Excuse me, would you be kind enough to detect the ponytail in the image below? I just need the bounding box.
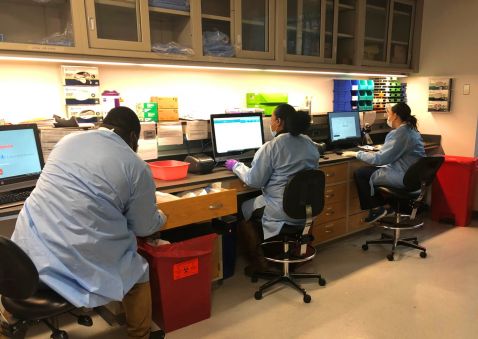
[274,104,311,136]
[391,102,418,131]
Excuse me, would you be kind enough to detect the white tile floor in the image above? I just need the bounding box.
[19,216,478,338]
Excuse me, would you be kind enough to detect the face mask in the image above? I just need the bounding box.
[386,117,393,128]
[269,125,277,137]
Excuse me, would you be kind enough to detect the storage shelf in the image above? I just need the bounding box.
[365,36,385,43]
[338,3,355,11]
[242,19,265,26]
[366,4,387,12]
[149,6,190,17]
[394,10,411,16]
[337,33,354,39]
[201,14,231,22]
[95,0,136,9]
[391,40,409,46]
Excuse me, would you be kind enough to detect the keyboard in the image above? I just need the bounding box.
[0,190,32,207]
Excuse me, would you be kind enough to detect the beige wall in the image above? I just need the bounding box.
[407,0,478,157]
[0,61,338,123]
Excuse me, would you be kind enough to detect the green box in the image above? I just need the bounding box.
[137,102,158,122]
[246,93,288,116]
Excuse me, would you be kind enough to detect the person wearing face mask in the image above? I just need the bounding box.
[342,102,425,223]
[224,104,319,274]
[11,106,166,339]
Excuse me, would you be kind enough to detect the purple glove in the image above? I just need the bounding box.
[225,159,238,171]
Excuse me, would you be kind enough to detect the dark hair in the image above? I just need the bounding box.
[101,106,141,151]
[274,104,311,136]
[392,102,418,131]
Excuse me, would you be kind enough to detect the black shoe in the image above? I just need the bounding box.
[364,207,388,223]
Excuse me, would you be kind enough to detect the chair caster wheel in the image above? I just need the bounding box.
[420,251,427,258]
[77,315,93,327]
[362,244,368,251]
[254,291,262,300]
[387,254,394,261]
[51,330,68,339]
[318,277,326,286]
[251,276,258,283]
[303,294,311,303]
[413,240,419,245]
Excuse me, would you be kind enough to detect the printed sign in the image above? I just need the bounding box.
[173,258,199,280]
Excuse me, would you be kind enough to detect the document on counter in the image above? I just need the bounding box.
[185,120,208,141]
[157,122,184,146]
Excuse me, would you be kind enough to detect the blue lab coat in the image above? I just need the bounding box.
[233,133,320,239]
[12,128,166,308]
[356,124,426,194]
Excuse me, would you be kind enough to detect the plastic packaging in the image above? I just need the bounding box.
[203,31,235,57]
[148,160,190,180]
[152,41,194,55]
[148,0,190,11]
[36,23,74,46]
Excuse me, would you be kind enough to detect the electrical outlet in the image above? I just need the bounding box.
[464,84,471,95]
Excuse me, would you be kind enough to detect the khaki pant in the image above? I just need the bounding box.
[123,281,152,339]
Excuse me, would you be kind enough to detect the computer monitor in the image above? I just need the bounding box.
[0,124,44,193]
[210,113,265,162]
[327,111,362,148]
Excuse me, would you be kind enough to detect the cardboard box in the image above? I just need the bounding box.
[62,66,100,86]
[137,103,159,122]
[151,97,178,109]
[158,109,179,121]
[64,86,100,105]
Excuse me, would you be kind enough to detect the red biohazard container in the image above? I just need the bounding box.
[431,155,478,226]
[138,233,217,332]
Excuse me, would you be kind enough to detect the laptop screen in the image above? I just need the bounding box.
[0,124,44,192]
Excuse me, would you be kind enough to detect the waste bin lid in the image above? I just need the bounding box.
[444,155,478,166]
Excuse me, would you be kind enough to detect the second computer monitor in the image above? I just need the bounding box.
[327,111,362,148]
[210,113,265,162]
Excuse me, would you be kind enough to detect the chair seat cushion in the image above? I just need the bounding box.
[376,186,420,200]
[1,288,74,321]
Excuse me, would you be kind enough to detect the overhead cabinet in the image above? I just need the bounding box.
[0,0,421,71]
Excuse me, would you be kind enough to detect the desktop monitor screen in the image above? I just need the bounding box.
[0,124,44,192]
[210,113,265,162]
[327,111,362,146]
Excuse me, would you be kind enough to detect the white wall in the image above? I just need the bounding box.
[407,0,478,157]
[0,61,337,123]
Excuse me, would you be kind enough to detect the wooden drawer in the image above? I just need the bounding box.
[322,163,348,184]
[157,189,237,230]
[317,200,347,224]
[312,218,347,244]
[348,211,371,232]
[221,178,255,194]
[324,183,347,204]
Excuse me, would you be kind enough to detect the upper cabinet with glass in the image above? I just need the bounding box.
[148,0,196,57]
[200,0,275,60]
[0,0,81,52]
[84,0,150,51]
[363,0,415,67]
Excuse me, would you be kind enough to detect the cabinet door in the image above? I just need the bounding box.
[336,0,357,65]
[85,0,150,51]
[388,0,414,66]
[363,0,390,63]
[148,0,197,57]
[235,0,275,59]
[284,0,325,62]
[0,0,81,53]
[200,0,235,58]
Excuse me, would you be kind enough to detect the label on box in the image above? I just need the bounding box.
[137,103,158,122]
[158,108,179,121]
[62,66,100,86]
[65,86,100,105]
[151,96,178,108]
[173,258,199,280]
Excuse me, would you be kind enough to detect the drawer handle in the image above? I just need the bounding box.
[326,172,335,177]
[88,17,96,31]
[325,193,335,199]
[209,203,223,210]
[325,229,333,233]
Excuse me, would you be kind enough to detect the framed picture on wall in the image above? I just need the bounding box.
[428,78,452,112]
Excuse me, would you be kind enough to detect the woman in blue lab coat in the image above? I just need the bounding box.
[224,104,320,273]
[342,102,426,222]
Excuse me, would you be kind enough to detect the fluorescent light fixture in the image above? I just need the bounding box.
[0,55,407,77]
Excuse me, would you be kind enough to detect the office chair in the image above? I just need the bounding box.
[362,156,445,261]
[252,169,326,303]
[0,236,92,339]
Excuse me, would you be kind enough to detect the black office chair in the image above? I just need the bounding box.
[252,169,326,303]
[0,236,92,339]
[362,156,445,261]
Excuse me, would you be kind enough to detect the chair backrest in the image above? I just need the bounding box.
[283,169,325,219]
[403,156,445,191]
[0,236,39,299]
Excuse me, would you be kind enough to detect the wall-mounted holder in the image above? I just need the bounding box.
[428,78,452,112]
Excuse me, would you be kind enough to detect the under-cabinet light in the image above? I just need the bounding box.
[0,55,407,77]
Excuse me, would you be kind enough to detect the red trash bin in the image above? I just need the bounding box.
[138,233,217,333]
[431,155,478,226]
